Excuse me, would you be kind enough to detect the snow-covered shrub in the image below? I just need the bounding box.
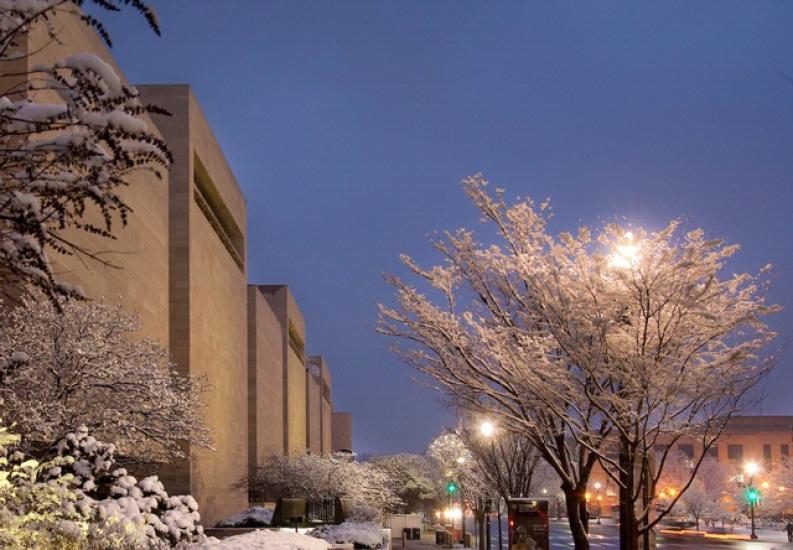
[1,424,205,548]
[308,521,384,549]
[0,423,147,549]
[94,471,204,547]
[0,295,212,462]
[217,506,273,527]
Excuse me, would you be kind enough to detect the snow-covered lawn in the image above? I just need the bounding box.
[217,506,274,527]
[200,529,330,550]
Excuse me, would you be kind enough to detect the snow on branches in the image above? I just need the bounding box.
[0,293,212,462]
[0,0,169,303]
[380,174,779,548]
[248,453,400,515]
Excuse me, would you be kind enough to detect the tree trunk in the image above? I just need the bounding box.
[478,510,486,550]
[619,435,639,550]
[564,487,590,550]
[497,509,503,550]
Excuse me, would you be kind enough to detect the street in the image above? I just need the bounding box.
[473,519,793,550]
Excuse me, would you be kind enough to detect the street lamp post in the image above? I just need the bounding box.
[745,461,759,540]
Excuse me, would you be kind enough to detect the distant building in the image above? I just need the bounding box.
[664,416,793,472]
[307,356,333,455]
[332,412,353,452]
[587,415,793,512]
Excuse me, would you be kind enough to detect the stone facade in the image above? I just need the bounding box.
[16,12,170,346]
[138,85,249,526]
[255,286,308,456]
[307,356,333,455]
[332,412,353,452]
[247,285,285,475]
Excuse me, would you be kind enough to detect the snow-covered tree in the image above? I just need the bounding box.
[458,422,539,502]
[380,175,778,549]
[0,1,170,304]
[368,453,441,513]
[0,294,212,462]
[750,457,793,518]
[249,453,400,516]
[658,453,728,530]
[428,432,498,550]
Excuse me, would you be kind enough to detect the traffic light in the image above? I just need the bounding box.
[746,487,761,505]
[446,481,458,494]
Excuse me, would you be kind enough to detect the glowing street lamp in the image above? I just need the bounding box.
[594,482,602,524]
[479,420,496,438]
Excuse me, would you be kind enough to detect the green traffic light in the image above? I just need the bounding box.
[446,482,458,494]
[746,487,761,504]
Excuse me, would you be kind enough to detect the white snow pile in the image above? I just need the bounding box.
[308,521,384,548]
[53,425,205,547]
[217,506,274,527]
[201,529,330,550]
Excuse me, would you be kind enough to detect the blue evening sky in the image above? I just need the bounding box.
[102,1,793,455]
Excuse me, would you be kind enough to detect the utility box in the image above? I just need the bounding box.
[507,498,549,550]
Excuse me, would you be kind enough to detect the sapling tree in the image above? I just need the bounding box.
[429,432,498,550]
[658,453,728,530]
[0,293,212,462]
[380,175,778,550]
[0,0,170,304]
[368,453,441,513]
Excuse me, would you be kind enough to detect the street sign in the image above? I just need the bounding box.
[507,498,550,550]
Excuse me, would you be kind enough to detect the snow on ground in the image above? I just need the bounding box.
[309,521,384,548]
[217,506,274,527]
[200,529,330,550]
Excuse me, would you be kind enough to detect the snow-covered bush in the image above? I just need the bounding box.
[308,521,384,549]
[217,506,273,527]
[249,454,399,515]
[0,423,148,549]
[0,295,211,462]
[0,0,169,304]
[1,424,205,548]
[367,453,440,513]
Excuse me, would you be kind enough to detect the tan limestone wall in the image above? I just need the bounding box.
[332,412,353,452]
[247,285,285,478]
[23,12,169,346]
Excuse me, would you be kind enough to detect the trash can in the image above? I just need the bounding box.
[435,530,449,545]
[412,527,421,540]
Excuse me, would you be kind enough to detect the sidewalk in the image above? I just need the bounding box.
[392,532,445,550]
